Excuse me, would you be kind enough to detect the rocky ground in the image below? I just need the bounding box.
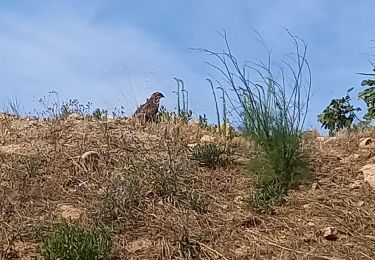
[0,113,374,259]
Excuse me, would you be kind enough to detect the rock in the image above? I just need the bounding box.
[233,196,244,205]
[58,205,83,220]
[67,113,83,121]
[81,151,100,171]
[368,155,375,164]
[234,245,250,257]
[200,135,216,143]
[359,137,373,148]
[187,143,198,149]
[126,239,152,253]
[357,201,365,207]
[324,137,337,144]
[321,227,338,241]
[360,164,375,189]
[350,180,363,189]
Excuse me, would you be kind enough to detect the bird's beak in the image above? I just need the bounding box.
[160,93,165,98]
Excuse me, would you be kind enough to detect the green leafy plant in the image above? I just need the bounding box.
[318,88,361,135]
[38,222,112,260]
[192,143,228,167]
[359,68,375,120]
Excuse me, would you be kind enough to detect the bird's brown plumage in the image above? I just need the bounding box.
[132,92,165,121]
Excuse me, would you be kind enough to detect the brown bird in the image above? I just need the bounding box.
[132,92,165,121]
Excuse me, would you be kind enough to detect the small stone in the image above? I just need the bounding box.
[81,151,100,171]
[357,201,365,207]
[324,137,337,144]
[360,164,375,189]
[321,227,338,241]
[359,137,373,148]
[233,196,244,205]
[350,180,363,189]
[234,246,249,257]
[127,239,152,253]
[187,143,198,149]
[200,135,216,143]
[66,113,83,121]
[58,205,83,220]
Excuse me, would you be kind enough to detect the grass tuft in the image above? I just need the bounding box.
[38,222,112,260]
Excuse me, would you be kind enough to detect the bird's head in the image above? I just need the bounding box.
[150,92,165,102]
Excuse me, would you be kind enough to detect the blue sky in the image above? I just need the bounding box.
[0,0,374,129]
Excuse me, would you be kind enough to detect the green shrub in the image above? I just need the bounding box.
[192,143,228,167]
[198,30,312,210]
[318,88,361,135]
[251,179,286,212]
[38,223,112,260]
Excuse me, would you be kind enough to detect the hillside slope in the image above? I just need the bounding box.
[0,114,374,259]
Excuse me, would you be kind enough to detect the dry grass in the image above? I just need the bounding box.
[0,114,374,259]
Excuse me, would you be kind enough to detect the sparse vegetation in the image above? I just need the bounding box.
[192,143,228,167]
[198,114,208,128]
[92,108,108,120]
[38,222,112,260]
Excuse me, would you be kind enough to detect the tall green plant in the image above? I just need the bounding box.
[173,78,192,122]
[197,30,312,210]
[206,78,221,132]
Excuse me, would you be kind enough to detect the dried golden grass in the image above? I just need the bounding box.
[0,114,374,259]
